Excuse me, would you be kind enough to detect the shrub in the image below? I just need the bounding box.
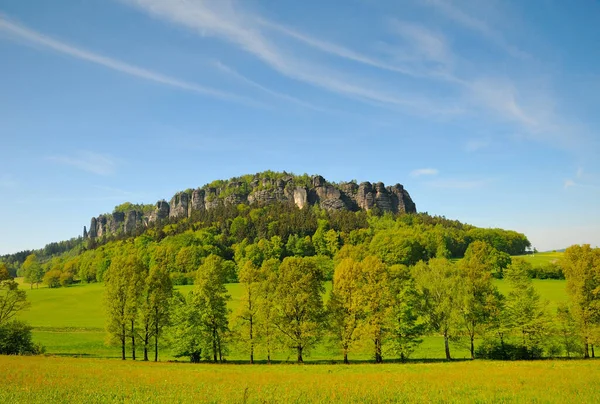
[170,272,194,285]
[0,320,40,355]
[60,271,75,287]
[43,270,62,288]
[475,338,544,360]
[528,263,564,279]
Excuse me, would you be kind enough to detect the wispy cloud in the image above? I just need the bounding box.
[386,20,454,72]
[564,168,599,190]
[120,0,460,115]
[424,0,529,59]
[411,168,439,177]
[213,61,336,114]
[48,151,117,175]
[257,18,425,78]
[0,15,255,105]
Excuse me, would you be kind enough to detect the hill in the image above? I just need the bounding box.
[85,171,417,241]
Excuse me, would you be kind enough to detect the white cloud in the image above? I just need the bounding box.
[0,15,254,105]
[564,179,576,189]
[411,168,439,177]
[119,0,460,115]
[424,0,529,59]
[387,20,454,70]
[48,151,117,175]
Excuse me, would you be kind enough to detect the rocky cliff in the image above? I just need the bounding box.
[85,172,416,239]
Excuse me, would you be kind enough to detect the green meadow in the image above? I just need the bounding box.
[1,355,598,403]
[17,276,569,361]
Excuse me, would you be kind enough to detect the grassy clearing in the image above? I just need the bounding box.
[511,251,564,266]
[15,278,568,361]
[1,355,598,403]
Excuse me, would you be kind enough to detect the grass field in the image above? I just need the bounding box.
[1,355,598,403]
[15,277,569,361]
[511,251,564,266]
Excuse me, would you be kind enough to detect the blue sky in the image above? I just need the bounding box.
[0,0,599,254]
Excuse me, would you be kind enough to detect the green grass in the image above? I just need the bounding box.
[1,355,599,403]
[15,277,569,361]
[511,251,564,266]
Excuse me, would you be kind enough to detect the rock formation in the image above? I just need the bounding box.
[85,172,417,239]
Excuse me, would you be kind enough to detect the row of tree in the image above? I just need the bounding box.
[104,242,599,363]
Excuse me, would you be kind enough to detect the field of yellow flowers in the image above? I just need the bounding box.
[1,355,598,403]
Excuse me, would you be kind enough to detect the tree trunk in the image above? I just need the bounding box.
[374,338,383,363]
[121,336,126,361]
[143,324,149,361]
[249,317,254,364]
[155,320,159,362]
[592,345,595,358]
[343,351,349,365]
[212,327,218,363]
[131,320,136,360]
[297,345,303,363]
[584,340,590,359]
[267,352,271,365]
[444,331,451,361]
[470,335,475,360]
[499,333,507,360]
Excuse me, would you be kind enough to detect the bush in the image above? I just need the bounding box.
[170,272,194,286]
[475,338,544,360]
[0,320,41,355]
[60,271,75,287]
[43,270,62,288]
[528,262,564,279]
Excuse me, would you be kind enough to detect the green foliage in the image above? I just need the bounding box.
[193,255,231,362]
[0,280,31,325]
[0,320,41,355]
[22,254,43,289]
[274,257,325,362]
[113,202,154,215]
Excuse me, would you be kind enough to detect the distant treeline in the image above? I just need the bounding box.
[6,203,532,287]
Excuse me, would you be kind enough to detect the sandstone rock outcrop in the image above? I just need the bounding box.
[85,172,417,239]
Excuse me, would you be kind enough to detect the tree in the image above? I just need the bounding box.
[556,303,582,358]
[328,258,363,364]
[104,252,145,360]
[386,264,424,362]
[169,291,203,363]
[561,244,600,358]
[22,254,43,289]
[0,280,31,325]
[503,259,550,359]
[0,263,11,281]
[274,257,325,363]
[256,258,280,364]
[458,242,504,359]
[43,270,62,288]
[194,254,231,362]
[356,256,393,363]
[413,258,462,360]
[235,260,262,363]
[139,264,173,361]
